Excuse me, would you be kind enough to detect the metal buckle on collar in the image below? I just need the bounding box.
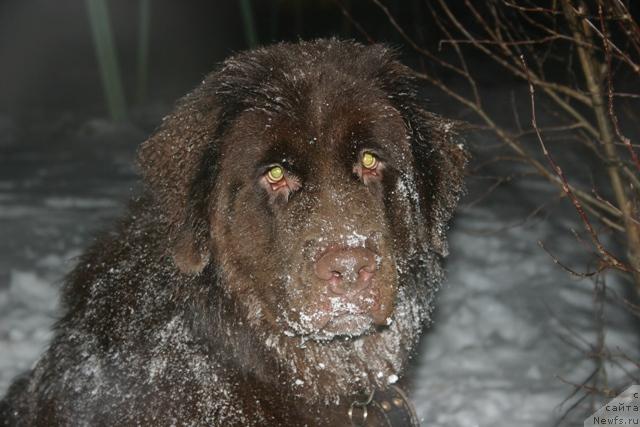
[348,389,375,426]
[348,385,420,427]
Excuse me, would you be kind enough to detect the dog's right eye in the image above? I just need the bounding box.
[266,166,284,183]
[260,165,301,201]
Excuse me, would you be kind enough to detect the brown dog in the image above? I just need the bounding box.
[0,39,466,426]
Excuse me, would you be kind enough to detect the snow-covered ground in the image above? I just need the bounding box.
[0,107,638,426]
[411,160,639,426]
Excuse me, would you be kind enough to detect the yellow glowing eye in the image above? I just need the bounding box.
[267,166,284,183]
[362,152,378,169]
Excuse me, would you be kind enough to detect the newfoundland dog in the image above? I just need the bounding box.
[1,39,466,426]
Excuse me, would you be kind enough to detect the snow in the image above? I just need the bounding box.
[0,271,57,386]
[0,111,638,426]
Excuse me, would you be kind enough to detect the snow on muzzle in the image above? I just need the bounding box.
[281,238,398,340]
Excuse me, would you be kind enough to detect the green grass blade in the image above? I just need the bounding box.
[136,0,151,105]
[239,0,258,48]
[85,0,127,120]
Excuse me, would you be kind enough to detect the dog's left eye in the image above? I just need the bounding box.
[354,151,383,185]
[362,152,378,169]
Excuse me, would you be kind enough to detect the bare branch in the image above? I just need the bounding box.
[522,54,631,273]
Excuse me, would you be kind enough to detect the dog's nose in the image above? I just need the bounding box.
[314,247,377,295]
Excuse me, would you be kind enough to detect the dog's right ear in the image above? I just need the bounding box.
[137,79,221,275]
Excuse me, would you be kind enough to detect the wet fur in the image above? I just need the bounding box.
[0,39,466,426]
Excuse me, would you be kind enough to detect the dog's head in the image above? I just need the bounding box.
[139,39,466,396]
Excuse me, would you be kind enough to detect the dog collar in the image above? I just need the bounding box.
[348,385,420,427]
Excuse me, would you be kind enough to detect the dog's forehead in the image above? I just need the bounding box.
[216,56,414,172]
[226,94,409,167]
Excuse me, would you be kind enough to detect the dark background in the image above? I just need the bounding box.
[1,1,638,118]
[4,0,636,124]
[0,0,487,118]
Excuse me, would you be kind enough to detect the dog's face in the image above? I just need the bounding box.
[139,40,466,397]
[211,94,411,340]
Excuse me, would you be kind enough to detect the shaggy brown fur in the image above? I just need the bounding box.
[0,39,466,426]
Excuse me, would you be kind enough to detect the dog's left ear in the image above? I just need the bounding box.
[137,79,220,274]
[410,110,468,257]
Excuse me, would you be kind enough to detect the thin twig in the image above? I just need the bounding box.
[521,54,630,273]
